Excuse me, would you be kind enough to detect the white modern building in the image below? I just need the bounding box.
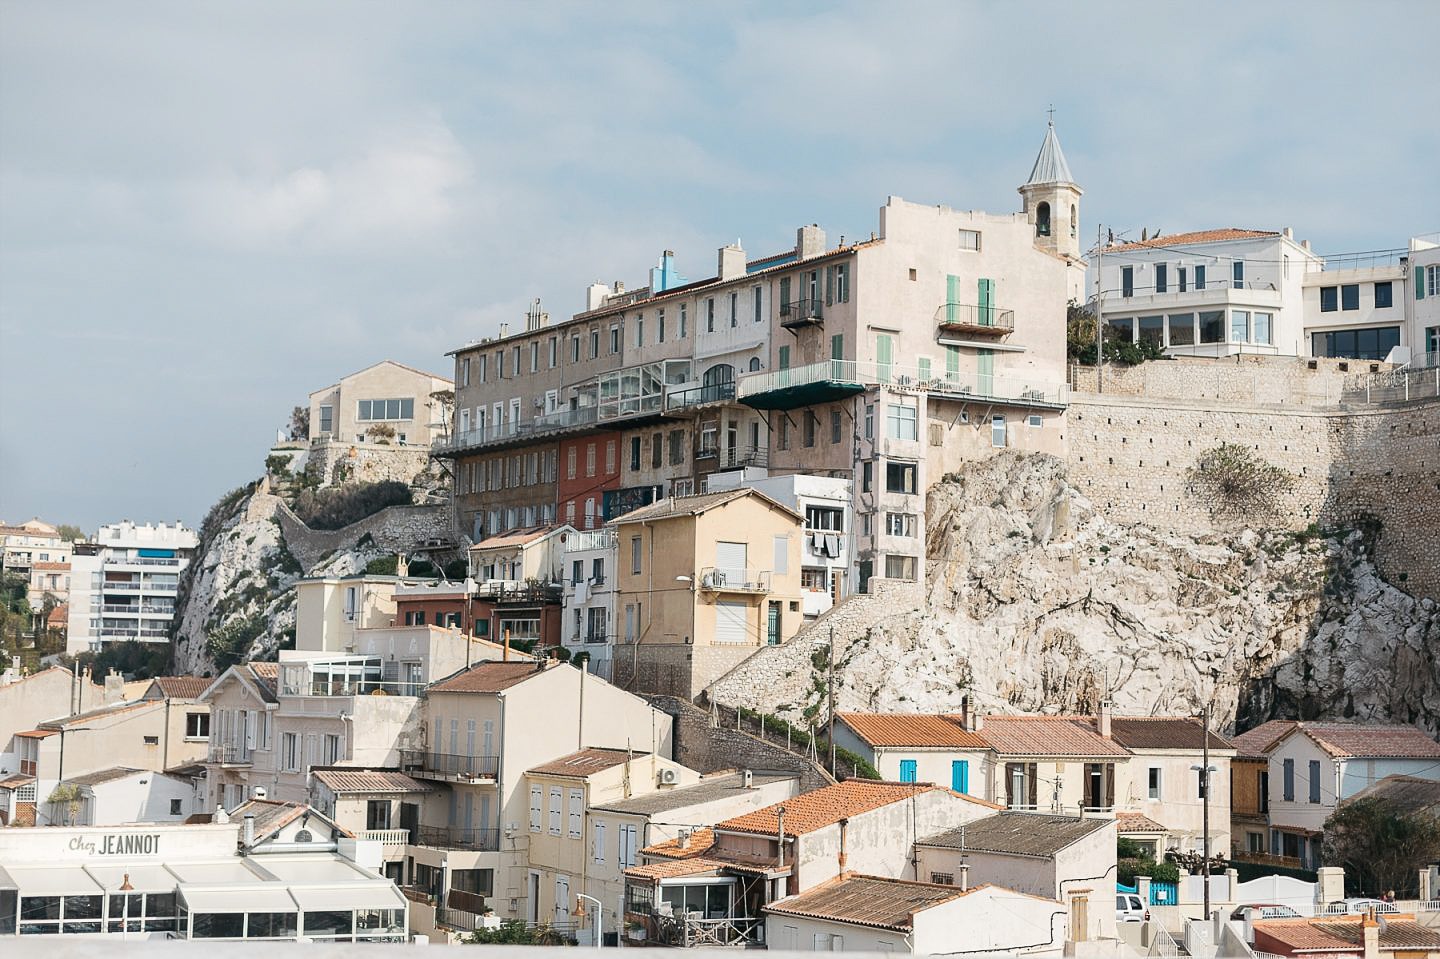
[559,528,618,678]
[66,521,199,655]
[1092,228,1324,358]
[1302,261,1410,362]
[1410,234,1440,366]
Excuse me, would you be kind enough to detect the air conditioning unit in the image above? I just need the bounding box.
[657,768,679,786]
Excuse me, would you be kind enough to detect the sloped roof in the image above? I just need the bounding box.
[623,857,730,883]
[1344,774,1440,816]
[1025,122,1076,187]
[145,676,212,700]
[1297,723,1440,760]
[591,772,797,816]
[610,488,799,525]
[642,828,716,860]
[1109,228,1280,253]
[470,525,569,552]
[40,699,158,728]
[229,798,353,841]
[977,716,1129,758]
[428,660,551,694]
[64,766,144,788]
[312,768,433,794]
[1255,915,1440,952]
[764,874,971,931]
[1106,717,1233,751]
[1230,720,1297,759]
[527,748,644,779]
[246,662,280,701]
[918,812,1111,857]
[1115,811,1169,834]
[46,604,68,626]
[716,780,959,838]
[836,712,988,749]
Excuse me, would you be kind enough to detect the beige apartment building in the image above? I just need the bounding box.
[609,488,804,699]
[307,359,452,447]
[0,519,72,609]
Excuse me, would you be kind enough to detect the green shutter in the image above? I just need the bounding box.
[1418,266,1426,301]
[977,349,994,396]
[918,357,931,381]
[978,277,994,325]
[779,277,792,314]
[824,266,834,306]
[945,274,960,324]
[831,334,844,360]
[877,334,893,383]
[945,344,959,386]
[778,345,790,370]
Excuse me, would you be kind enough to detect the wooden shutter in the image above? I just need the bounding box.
[946,274,960,324]
[1027,764,1038,808]
[831,334,844,361]
[1104,763,1115,808]
[530,785,543,832]
[779,277,792,313]
[978,278,994,325]
[825,266,834,306]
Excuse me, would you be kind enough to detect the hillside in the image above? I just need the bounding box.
[707,452,1440,736]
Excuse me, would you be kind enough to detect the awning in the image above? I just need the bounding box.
[289,883,406,913]
[178,884,297,913]
[83,864,177,892]
[2,866,104,897]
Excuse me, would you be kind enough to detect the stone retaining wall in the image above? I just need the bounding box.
[645,695,832,792]
[1068,355,1378,407]
[275,500,453,573]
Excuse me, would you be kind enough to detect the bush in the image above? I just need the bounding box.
[291,481,413,531]
[209,615,266,671]
[464,919,572,945]
[1186,443,1296,523]
[265,453,293,477]
[1119,857,1180,885]
[74,639,170,681]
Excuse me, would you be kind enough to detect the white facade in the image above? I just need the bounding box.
[66,521,198,655]
[59,768,197,826]
[1092,230,1323,358]
[1410,235,1440,365]
[1302,262,1410,362]
[0,519,72,608]
[560,529,618,677]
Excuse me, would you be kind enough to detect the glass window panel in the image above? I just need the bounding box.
[1167,313,1195,346]
[247,912,298,938]
[358,400,371,420]
[1375,281,1393,308]
[1341,284,1360,310]
[193,913,245,938]
[1231,311,1249,342]
[1199,311,1225,344]
[684,885,706,915]
[661,887,685,910]
[401,398,415,419]
[1105,317,1134,342]
[1253,312,1272,345]
[1320,287,1338,312]
[303,910,354,937]
[1138,315,1164,348]
[63,895,102,919]
[706,885,729,918]
[21,897,60,921]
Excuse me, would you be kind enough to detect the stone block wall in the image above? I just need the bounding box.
[645,695,833,792]
[307,438,439,489]
[1069,355,1370,407]
[612,642,757,702]
[275,501,453,573]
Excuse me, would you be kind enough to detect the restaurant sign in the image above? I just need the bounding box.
[69,833,162,856]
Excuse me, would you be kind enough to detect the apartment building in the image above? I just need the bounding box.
[560,528,618,676]
[65,521,198,655]
[1302,261,1410,362]
[609,489,804,700]
[307,359,452,448]
[0,518,71,609]
[440,122,1080,601]
[1412,234,1440,366]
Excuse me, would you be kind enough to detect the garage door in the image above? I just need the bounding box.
[714,601,748,644]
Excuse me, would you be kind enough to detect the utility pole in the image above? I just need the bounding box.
[827,628,836,777]
[1201,703,1212,921]
[1095,223,1105,393]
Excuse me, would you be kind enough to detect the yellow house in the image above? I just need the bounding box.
[611,489,803,699]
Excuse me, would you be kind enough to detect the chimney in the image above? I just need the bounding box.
[678,828,691,850]
[613,281,625,294]
[1362,909,1380,959]
[1283,227,1294,240]
[502,628,510,662]
[243,812,255,847]
[1098,700,1113,738]
[796,224,826,259]
[742,769,754,789]
[396,553,409,578]
[1302,239,1312,251]
[776,807,786,869]
[215,804,230,824]
[104,669,124,703]
[499,322,509,338]
[837,817,848,873]
[718,242,746,281]
[586,283,609,311]
[253,786,267,800]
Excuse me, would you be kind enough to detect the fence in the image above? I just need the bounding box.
[1233,874,1319,915]
[1149,881,1178,906]
[1146,924,1181,958]
[1343,363,1440,403]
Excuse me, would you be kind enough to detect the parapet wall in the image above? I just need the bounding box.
[1068,354,1382,407]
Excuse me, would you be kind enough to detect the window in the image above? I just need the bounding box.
[1313,326,1401,360]
[884,555,917,581]
[282,732,300,772]
[609,325,621,354]
[590,329,600,358]
[635,314,644,348]
[568,788,584,838]
[1138,315,1164,349]
[887,401,918,441]
[629,436,641,471]
[1282,758,1295,801]
[1035,201,1051,236]
[1374,281,1393,308]
[587,607,607,642]
[549,786,563,835]
[1231,310,1250,343]
[885,513,916,537]
[803,412,816,448]
[1027,414,1042,428]
[1199,310,1225,344]
[931,872,955,886]
[864,404,874,439]
[669,429,685,465]
[322,733,341,764]
[1320,286,1338,312]
[834,264,849,303]
[706,297,715,332]
[619,824,639,868]
[318,405,333,434]
[572,335,581,363]
[1233,260,1244,289]
[862,461,873,492]
[1426,264,1440,297]
[958,229,981,251]
[530,786,542,832]
[805,506,843,531]
[1121,266,1134,298]
[185,712,210,739]
[549,336,558,367]
[779,276,792,314]
[1155,263,1168,293]
[830,410,843,444]
[651,432,662,469]
[144,734,159,746]
[1308,759,1322,803]
[885,461,916,494]
[1148,767,1162,800]
[530,341,539,372]
[357,398,415,421]
[991,415,1006,448]
[729,292,738,327]
[657,309,666,342]
[170,798,183,816]
[593,820,607,863]
[898,759,917,782]
[1253,312,1272,345]
[679,303,688,338]
[1341,284,1360,311]
[1178,266,1188,292]
[631,536,642,574]
[366,799,392,831]
[1195,264,1206,290]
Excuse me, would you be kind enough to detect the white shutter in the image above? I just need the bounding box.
[549,787,563,835]
[568,789,583,839]
[593,820,606,862]
[715,541,748,572]
[714,600,748,644]
[772,535,789,575]
[530,786,543,832]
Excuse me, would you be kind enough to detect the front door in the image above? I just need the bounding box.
[526,871,540,923]
[400,802,419,844]
[555,875,570,925]
[766,601,781,645]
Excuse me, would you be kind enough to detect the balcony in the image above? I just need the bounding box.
[779,298,824,330]
[737,359,867,411]
[208,742,252,766]
[738,358,1067,411]
[935,302,1015,337]
[564,529,617,553]
[628,908,764,949]
[361,828,413,857]
[415,826,501,851]
[401,749,500,783]
[665,381,736,412]
[714,446,768,470]
[698,567,772,593]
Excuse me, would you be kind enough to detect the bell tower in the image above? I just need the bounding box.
[1019,114,1082,259]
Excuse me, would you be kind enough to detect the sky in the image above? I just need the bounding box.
[2,1,1437,532]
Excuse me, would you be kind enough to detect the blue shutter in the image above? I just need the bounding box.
[952,760,969,794]
[1418,266,1426,301]
[899,760,917,783]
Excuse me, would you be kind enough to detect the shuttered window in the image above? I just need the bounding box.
[549,787,563,835]
[714,601,748,644]
[568,789,584,838]
[530,786,543,832]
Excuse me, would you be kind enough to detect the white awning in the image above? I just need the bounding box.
[2,866,104,897]
[289,883,405,913]
[83,863,176,892]
[178,884,297,913]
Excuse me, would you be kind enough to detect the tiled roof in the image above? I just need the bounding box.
[247,662,280,701]
[146,675,212,700]
[623,857,730,883]
[46,604,68,625]
[0,774,36,789]
[429,660,551,694]
[1230,720,1297,759]
[1299,723,1440,760]
[64,766,143,787]
[610,488,798,525]
[1345,775,1440,816]
[40,700,158,728]
[1108,228,1280,253]
[764,874,970,931]
[13,728,58,739]
[312,768,433,794]
[1115,811,1169,833]
[1255,915,1440,951]
[1105,717,1233,751]
[642,828,716,860]
[527,748,643,779]
[919,812,1112,856]
[229,798,353,841]
[591,772,797,816]
[836,712,988,749]
[716,780,955,838]
[977,716,1130,758]
[470,525,568,551]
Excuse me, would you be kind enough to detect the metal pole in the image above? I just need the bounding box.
[1202,703,1212,921]
[827,628,836,776]
[1095,223,1104,393]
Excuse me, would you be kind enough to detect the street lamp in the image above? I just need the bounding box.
[1192,703,1217,921]
[574,893,603,949]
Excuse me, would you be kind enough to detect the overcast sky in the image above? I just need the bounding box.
[2,1,1436,532]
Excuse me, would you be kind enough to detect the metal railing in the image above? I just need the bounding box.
[715,445,768,470]
[401,749,500,781]
[564,530,616,553]
[665,381,736,411]
[415,826,501,851]
[102,604,140,613]
[698,567,772,592]
[935,302,1016,333]
[208,742,252,764]
[780,298,824,323]
[737,358,1067,406]
[1147,923,1181,959]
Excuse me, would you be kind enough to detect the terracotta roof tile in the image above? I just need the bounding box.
[1115,812,1169,833]
[623,858,730,883]
[527,748,644,779]
[1230,720,1297,758]
[312,768,433,794]
[1105,717,1233,751]
[642,828,715,860]
[147,676,212,700]
[470,525,569,551]
[1109,228,1281,252]
[0,774,36,789]
[764,874,972,931]
[977,716,1130,758]
[14,728,57,739]
[1299,723,1440,760]
[717,780,960,837]
[836,712,988,749]
[246,662,280,701]
[1255,915,1440,951]
[429,660,552,694]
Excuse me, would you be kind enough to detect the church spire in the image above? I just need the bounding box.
[1025,117,1076,187]
[1018,113,1082,258]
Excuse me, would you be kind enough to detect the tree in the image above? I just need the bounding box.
[56,524,85,542]
[1185,443,1296,523]
[288,405,310,441]
[431,389,455,439]
[366,423,397,445]
[1324,798,1440,897]
[1067,300,1098,363]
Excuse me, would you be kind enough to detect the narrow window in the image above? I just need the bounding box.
[1341,284,1360,311]
[1195,265,1207,290]
[630,536,642,574]
[1232,260,1244,289]
[1320,287,1338,312]
[1308,760,1322,803]
[1155,263,1168,293]
[1121,266,1134,298]
[1374,281,1393,309]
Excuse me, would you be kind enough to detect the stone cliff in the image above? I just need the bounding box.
[706,451,1440,736]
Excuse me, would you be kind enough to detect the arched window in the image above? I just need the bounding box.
[1070,204,1077,239]
[703,364,735,386]
[1036,202,1051,237]
[748,357,762,372]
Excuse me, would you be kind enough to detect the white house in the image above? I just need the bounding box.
[1411,234,1440,365]
[833,710,990,795]
[52,766,197,826]
[764,875,1068,956]
[559,528,618,679]
[66,521,199,655]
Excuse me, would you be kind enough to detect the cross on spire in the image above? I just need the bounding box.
[1047,104,1055,126]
